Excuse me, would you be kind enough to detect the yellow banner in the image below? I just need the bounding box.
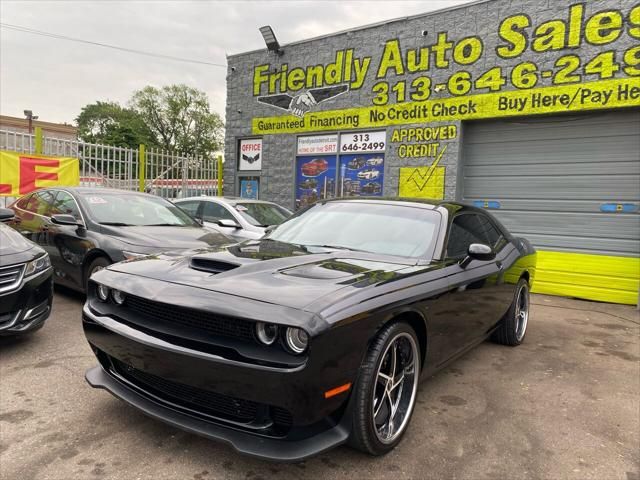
[0,151,79,196]
[252,77,640,135]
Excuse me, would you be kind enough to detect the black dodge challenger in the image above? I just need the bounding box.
[82,199,536,461]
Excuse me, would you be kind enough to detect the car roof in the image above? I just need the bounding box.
[176,196,282,207]
[319,197,484,212]
[32,186,155,197]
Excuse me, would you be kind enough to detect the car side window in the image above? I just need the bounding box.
[446,214,489,259]
[24,190,56,217]
[177,201,200,218]
[50,191,82,220]
[201,202,235,223]
[477,214,503,250]
[15,194,33,211]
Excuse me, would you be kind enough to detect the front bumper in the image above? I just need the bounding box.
[82,304,356,461]
[86,365,350,461]
[0,268,53,335]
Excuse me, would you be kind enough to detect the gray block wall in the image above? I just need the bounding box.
[224,0,638,209]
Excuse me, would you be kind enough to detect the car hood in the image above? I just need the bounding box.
[0,222,41,266]
[99,225,231,250]
[106,239,420,310]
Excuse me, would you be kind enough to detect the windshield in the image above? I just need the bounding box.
[268,201,440,258]
[234,202,292,227]
[83,193,199,227]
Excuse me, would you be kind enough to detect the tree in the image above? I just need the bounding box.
[76,101,157,149]
[129,84,224,157]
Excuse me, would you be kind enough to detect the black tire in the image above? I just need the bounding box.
[84,256,110,293]
[492,277,530,346]
[349,322,420,456]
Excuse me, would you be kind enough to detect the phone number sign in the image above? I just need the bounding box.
[340,131,386,153]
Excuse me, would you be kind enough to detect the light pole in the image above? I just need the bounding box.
[23,109,38,134]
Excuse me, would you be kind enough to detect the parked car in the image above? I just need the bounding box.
[347,157,367,170]
[366,156,384,166]
[361,182,382,194]
[0,208,53,336]
[82,199,536,460]
[6,187,231,293]
[357,168,380,180]
[174,196,292,241]
[301,158,328,177]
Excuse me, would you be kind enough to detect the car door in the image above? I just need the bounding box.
[476,212,520,321]
[443,213,506,352]
[47,190,88,290]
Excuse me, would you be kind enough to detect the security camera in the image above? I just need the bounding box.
[421,30,429,36]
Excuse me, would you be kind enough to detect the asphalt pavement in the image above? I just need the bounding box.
[1,288,638,480]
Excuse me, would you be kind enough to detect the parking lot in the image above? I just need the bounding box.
[0,289,638,480]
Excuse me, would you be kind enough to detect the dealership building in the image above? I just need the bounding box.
[224,0,640,305]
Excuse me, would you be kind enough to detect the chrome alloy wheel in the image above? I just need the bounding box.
[515,283,529,342]
[372,332,419,444]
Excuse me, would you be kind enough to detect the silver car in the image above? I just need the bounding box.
[174,196,292,241]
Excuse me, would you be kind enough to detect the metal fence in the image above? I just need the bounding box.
[0,129,219,206]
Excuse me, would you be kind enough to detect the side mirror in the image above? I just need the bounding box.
[51,214,84,227]
[0,207,15,222]
[217,219,241,229]
[264,224,278,234]
[459,243,495,268]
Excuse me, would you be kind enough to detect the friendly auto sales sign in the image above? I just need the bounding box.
[238,138,262,170]
[249,2,640,134]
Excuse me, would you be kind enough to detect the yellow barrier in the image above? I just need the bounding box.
[532,251,640,305]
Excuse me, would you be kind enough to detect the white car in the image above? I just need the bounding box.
[174,196,292,241]
[366,157,384,166]
[357,169,380,180]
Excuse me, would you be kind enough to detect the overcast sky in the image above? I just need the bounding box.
[0,0,473,125]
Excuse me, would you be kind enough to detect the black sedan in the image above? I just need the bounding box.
[82,199,536,460]
[0,208,53,335]
[7,187,231,292]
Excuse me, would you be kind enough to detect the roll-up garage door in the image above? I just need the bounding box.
[461,109,640,305]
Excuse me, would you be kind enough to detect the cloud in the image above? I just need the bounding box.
[0,0,473,124]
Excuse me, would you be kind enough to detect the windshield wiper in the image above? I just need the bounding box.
[99,222,134,226]
[145,223,185,227]
[304,244,365,252]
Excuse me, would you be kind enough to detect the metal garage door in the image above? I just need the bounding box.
[461,109,640,305]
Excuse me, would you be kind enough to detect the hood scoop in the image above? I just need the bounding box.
[189,257,240,274]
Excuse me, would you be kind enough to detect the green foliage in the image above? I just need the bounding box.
[129,84,224,157]
[76,101,157,149]
[76,85,224,158]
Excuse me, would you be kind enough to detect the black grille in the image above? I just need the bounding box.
[123,295,255,343]
[0,263,24,294]
[108,356,292,433]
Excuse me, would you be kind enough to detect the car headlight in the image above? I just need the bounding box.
[112,289,126,305]
[123,251,148,260]
[255,322,278,345]
[24,254,51,277]
[96,283,110,302]
[285,327,309,354]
